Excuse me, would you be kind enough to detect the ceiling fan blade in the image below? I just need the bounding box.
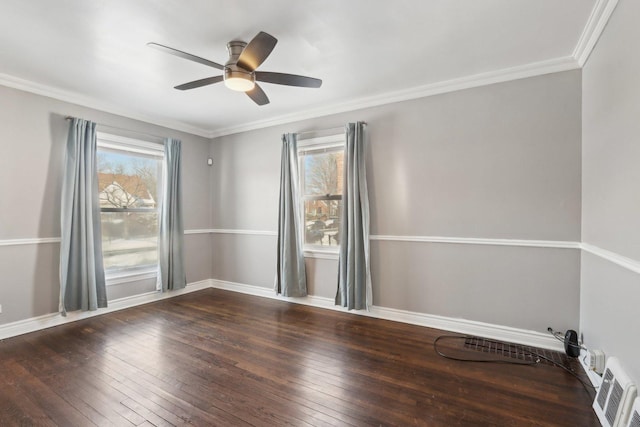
[236,32,277,71]
[147,42,224,70]
[246,83,270,106]
[174,76,224,90]
[255,71,322,88]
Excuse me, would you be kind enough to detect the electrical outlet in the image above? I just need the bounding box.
[587,349,606,374]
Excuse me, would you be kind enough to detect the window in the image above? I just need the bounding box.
[298,134,345,253]
[96,133,164,281]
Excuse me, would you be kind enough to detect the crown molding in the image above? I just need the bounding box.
[0,73,211,138]
[1,54,580,141]
[208,56,579,138]
[3,1,614,143]
[573,0,620,67]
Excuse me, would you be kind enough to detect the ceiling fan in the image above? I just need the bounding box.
[148,31,322,106]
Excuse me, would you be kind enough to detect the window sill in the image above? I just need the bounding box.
[105,269,158,286]
[304,249,339,260]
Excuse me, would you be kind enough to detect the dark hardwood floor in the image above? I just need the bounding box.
[0,289,599,426]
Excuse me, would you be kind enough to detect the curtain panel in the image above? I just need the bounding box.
[275,133,307,297]
[59,118,107,315]
[336,122,372,310]
[159,138,187,291]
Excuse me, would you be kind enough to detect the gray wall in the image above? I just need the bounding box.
[0,68,586,340]
[0,85,213,324]
[211,70,583,334]
[581,0,640,382]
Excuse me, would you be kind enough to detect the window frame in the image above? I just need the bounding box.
[297,133,345,259]
[96,132,164,285]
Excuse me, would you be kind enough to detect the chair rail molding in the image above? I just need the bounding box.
[370,234,580,249]
[0,237,61,247]
[3,234,638,276]
[582,243,640,275]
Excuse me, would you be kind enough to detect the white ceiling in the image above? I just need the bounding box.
[0,0,604,137]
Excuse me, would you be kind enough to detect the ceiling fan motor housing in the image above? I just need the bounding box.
[224,66,254,82]
[226,40,247,64]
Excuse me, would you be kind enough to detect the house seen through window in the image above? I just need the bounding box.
[96,133,164,278]
[298,134,345,251]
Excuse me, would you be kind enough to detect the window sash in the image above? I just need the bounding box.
[303,195,342,201]
[101,207,157,212]
[97,133,163,282]
[298,133,345,254]
[105,268,159,285]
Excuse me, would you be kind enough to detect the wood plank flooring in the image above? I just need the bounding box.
[0,289,599,426]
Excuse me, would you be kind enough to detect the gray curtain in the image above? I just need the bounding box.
[275,133,307,297]
[159,138,186,291]
[336,122,372,310]
[59,118,107,315]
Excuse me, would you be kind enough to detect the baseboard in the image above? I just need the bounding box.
[1,277,565,352]
[210,279,564,352]
[0,280,211,340]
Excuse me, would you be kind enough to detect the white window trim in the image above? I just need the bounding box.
[105,268,158,286]
[303,249,340,260]
[97,132,164,158]
[97,132,163,285]
[297,133,344,150]
[298,133,345,258]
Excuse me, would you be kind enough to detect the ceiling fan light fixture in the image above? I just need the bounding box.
[224,68,255,92]
[225,77,255,92]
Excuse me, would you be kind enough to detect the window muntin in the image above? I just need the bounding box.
[96,133,163,277]
[298,135,345,251]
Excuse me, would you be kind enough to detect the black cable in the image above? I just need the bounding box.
[547,327,567,343]
[527,350,595,393]
[547,327,585,350]
[433,335,596,393]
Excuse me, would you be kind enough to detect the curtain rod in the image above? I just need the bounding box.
[296,122,367,138]
[65,116,166,143]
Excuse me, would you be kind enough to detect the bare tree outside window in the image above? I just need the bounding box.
[304,152,341,196]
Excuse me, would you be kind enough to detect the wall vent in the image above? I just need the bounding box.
[623,398,640,427]
[593,357,637,427]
